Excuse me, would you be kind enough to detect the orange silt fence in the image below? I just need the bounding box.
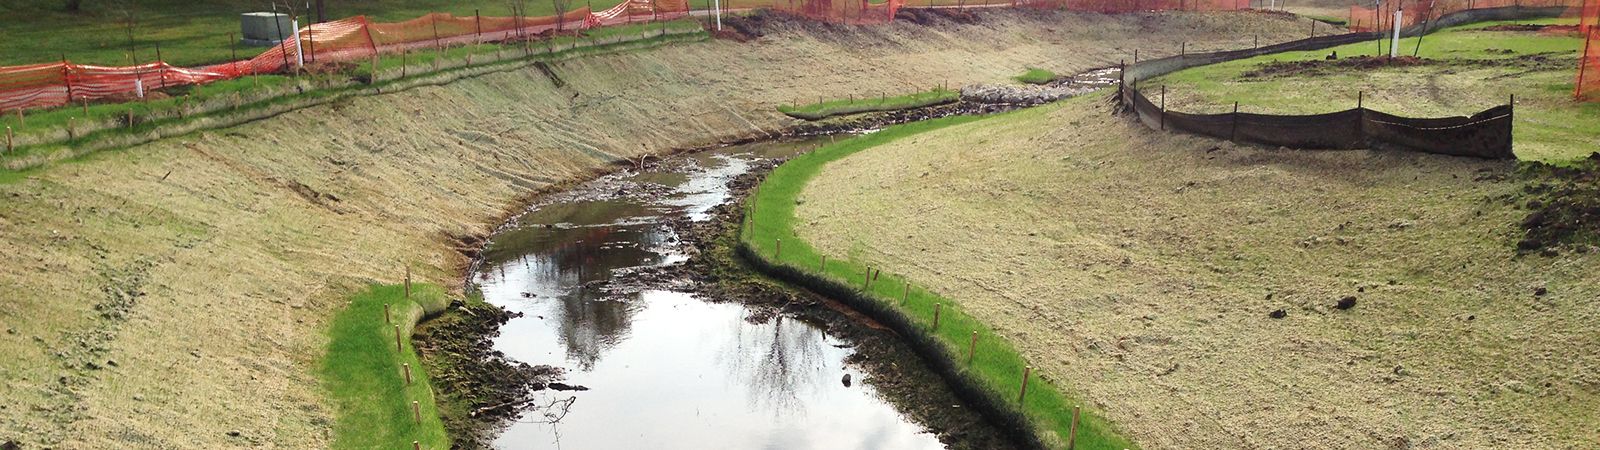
[1579,0,1599,100]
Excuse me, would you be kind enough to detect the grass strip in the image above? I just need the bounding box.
[1014,68,1058,85]
[741,111,1136,450]
[777,88,959,120]
[321,283,451,450]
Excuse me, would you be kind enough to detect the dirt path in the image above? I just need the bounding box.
[792,93,1600,449]
[0,10,1317,449]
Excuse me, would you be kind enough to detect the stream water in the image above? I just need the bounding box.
[473,137,947,450]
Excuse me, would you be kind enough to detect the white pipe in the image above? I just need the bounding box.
[293,18,305,67]
[135,79,144,98]
[1391,9,1402,56]
[714,0,722,30]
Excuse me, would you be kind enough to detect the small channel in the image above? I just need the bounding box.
[473,137,948,450]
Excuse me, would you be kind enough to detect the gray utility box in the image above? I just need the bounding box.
[240,13,295,47]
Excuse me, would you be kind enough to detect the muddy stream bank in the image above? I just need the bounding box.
[457,136,1017,450]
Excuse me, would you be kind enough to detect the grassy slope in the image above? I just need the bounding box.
[1144,17,1597,162]
[322,284,450,450]
[791,91,1599,449]
[777,88,958,120]
[745,114,1136,450]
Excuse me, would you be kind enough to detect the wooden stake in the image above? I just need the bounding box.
[395,325,404,352]
[5,126,11,153]
[405,266,412,298]
[1159,85,1166,130]
[968,331,978,363]
[414,442,421,450]
[126,109,133,128]
[820,255,827,271]
[68,117,74,140]
[902,282,910,304]
[1019,365,1032,402]
[234,91,241,110]
[15,108,22,128]
[775,238,782,259]
[385,304,392,324]
[1358,91,1363,109]
[403,363,413,384]
[864,267,872,289]
[412,400,421,423]
[1067,405,1082,450]
[933,303,942,329]
[83,99,88,116]
[1230,102,1239,141]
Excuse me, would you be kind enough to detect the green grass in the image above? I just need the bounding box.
[0,0,729,68]
[321,283,451,450]
[776,88,959,120]
[1014,68,1058,85]
[743,114,1136,450]
[1144,18,1599,162]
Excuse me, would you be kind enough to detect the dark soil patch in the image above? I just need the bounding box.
[1239,53,1575,79]
[1512,153,1600,255]
[414,298,566,450]
[1480,24,1548,31]
[931,7,983,24]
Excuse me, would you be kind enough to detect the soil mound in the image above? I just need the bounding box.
[1516,153,1600,255]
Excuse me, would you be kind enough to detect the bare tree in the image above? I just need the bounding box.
[553,0,571,31]
[316,0,325,23]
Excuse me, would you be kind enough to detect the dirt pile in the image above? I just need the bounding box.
[1515,153,1600,254]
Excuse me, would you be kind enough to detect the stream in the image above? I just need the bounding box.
[472,137,949,450]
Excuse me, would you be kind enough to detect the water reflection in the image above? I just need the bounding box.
[476,137,943,450]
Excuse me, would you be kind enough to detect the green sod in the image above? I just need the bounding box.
[744,107,1138,450]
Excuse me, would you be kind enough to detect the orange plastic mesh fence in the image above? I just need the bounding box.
[1579,0,1599,100]
[0,2,686,112]
[1350,0,1577,32]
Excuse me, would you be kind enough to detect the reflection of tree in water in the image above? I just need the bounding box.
[525,225,661,371]
[556,288,644,370]
[719,314,831,419]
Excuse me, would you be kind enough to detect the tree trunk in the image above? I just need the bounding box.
[316,0,326,23]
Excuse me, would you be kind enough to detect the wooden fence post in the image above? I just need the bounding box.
[775,238,782,259]
[395,325,403,352]
[968,331,978,363]
[1159,85,1166,130]
[412,401,421,423]
[902,282,910,304]
[385,304,392,324]
[5,126,11,153]
[933,303,942,329]
[1018,365,1032,402]
[1068,405,1081,449]
[403,363,413,384]
[1230,102,1239,141]
[405,266,412,298]
[68,117,75,140]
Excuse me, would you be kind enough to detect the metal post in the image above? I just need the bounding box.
[1578,29,1593,99]
[1358,91,1364,108]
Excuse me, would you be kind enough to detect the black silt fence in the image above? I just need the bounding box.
[735,243,1049,450]
[1116,5,1565,159]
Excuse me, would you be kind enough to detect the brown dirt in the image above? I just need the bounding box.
[794,93,1600,449]
[0,9,1320,449]
[1481,23,1549,31]
[1514,152,1600,254]
[1238,53,1576,79]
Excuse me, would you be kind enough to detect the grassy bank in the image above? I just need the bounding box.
[322,284,450,450]
[1143,17,1596,162]
[742,114,1134,450]
[777,88,960,120]
[0,21,707,176]
[1014,68,1058,85]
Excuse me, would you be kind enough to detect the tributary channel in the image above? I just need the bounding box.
[472,136,951,450]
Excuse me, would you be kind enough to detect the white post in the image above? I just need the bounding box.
[135,79,144,98]
[1270,0,1275,9]
[293,18,305,67]
[1391,8,1402,56]
[714,0,722,30]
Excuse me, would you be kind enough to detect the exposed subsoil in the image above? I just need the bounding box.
[1513,152,1600,255]
[1238,53,1575,79]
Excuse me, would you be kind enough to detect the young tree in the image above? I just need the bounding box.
[553,0,571,30]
